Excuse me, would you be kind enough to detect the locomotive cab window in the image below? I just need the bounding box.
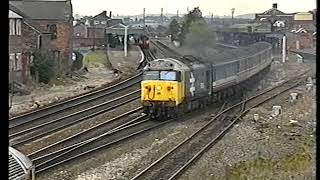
[160,71,178,81]
[143,71,159,80]
[143,71,181,81]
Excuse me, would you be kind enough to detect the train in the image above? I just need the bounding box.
[9,146,35,180]
[138,35,150,49]
[140,42,273,119]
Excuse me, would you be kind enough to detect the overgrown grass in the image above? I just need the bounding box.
[83,50,113,69]
[226,152,312,180]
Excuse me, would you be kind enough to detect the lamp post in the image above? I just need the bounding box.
[231,8,235,24]
[124,25,128,57]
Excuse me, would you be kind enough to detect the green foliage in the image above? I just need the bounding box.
[184,21,215,46]
[179,7,206,44]
[72,51,84,70]
[32,50,55,84]
[168,19,180,41]
[83,50,112,69]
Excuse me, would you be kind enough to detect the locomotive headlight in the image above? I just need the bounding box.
[167,86,174,91]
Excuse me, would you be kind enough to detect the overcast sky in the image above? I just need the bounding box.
[72,0,316,16]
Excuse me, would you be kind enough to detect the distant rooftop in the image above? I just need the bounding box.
[9,0,72,20]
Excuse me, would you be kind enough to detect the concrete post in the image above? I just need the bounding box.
[290,92,298,103]
[124,25,128,57]
[253,114,259,121]
[272,106,282,117]
[282,35,286,63]
[306,83,313,91]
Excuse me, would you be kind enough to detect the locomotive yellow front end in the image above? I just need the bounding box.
[141,80,183,106]
[141,62,185,119]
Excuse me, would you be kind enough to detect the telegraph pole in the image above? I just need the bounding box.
[177,10,179,22]
[160,8,163,24]
[143,8,146,26]
[124,25,127,57]
[231,8,235,24]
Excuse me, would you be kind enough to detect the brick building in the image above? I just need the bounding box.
[9,5,54,85]
[73,10,124,48]
[255,3,294,32]
[10,0,74,76]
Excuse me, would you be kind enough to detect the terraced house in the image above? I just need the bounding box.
[9,0,73,85]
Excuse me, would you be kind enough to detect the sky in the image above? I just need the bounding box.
[72,0,316,17]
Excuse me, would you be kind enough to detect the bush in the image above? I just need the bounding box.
[32,50,55,84]
[72,51,84,70]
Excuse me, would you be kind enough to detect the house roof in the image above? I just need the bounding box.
[256,7,294,17]
[9,0,72,21]
[93,11,110,20]
[107,19,123,27]
[9,10,23,18]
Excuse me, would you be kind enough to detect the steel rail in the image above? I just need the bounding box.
[9,72,142,129]
[27,106,143,159]
[34,118,174,174]
[131,73,307,180]
[10,90,140,146]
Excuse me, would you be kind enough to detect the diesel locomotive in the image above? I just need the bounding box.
[141,42,272,119]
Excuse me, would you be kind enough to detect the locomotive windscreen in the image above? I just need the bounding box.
[143,71,180,81]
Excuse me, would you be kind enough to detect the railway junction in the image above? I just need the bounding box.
[9,5,316,178]
[9,36,315,179]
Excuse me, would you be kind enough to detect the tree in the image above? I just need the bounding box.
[31,50,55,84]
[179,7,206,44]
[168,19,180,41]
[184,21,214,47]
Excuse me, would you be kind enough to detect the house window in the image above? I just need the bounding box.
[9,54,15,71]
[9,19,15,35]
[94,20,100,25]
[14,53,22,71]
[9,53,22,71]
[15,19,21,35]
[9,19,21,35]
[101,21,107,24]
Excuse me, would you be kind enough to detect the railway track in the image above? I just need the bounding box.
[9,73,142,138]
[10,47,161,147]
[151,40,181,57]
[9,73,141,128]
[27,107,143,159]
[10,90,140,147]
[33,116,170,174]
[33,99,227,174]
[130,72,308,180]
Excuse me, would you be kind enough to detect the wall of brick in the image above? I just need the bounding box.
[73,24,86,38]
[73,37,106,48]
[87,27,105,38]
[31,20,73,75]
[287,33,313,50]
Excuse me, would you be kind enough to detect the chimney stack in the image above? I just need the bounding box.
[109,11,112,18]
[273,3,277,9]
[103,11,107,16]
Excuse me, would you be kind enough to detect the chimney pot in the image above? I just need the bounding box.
[273,3,277,9]
[109,11,112,18]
